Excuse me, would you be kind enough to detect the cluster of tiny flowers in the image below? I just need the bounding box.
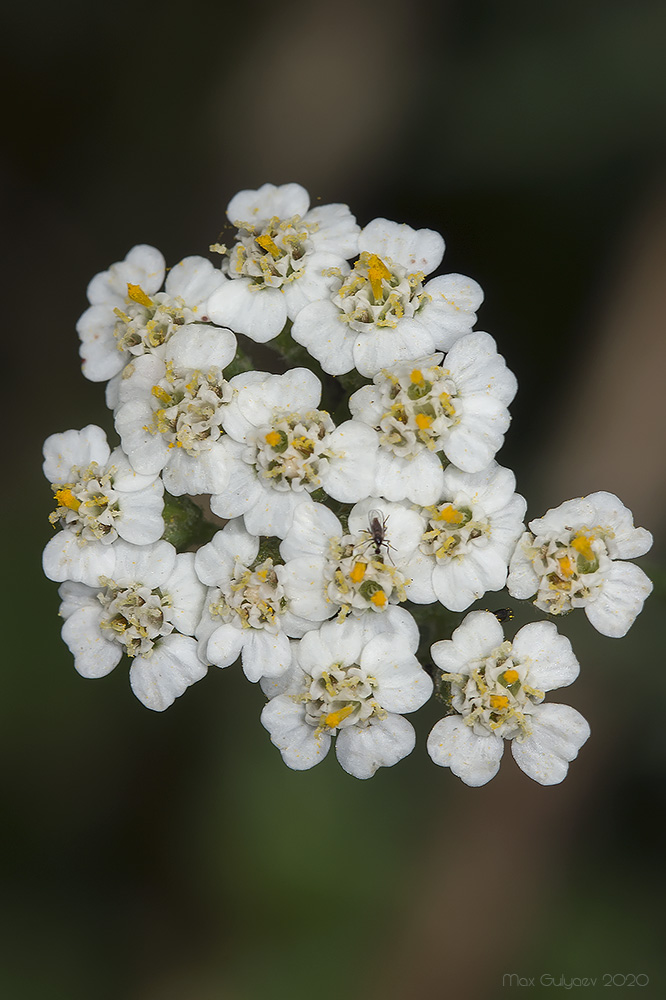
[43,182,653,784]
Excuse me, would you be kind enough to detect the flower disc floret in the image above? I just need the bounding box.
[374,362,458,459]
[226,215,315,289]
[98,577,175,657]
[335,251,429,333]
[427,612,590,786]
[77,247,225,382]
[260,616,433,778]
[325,530,409,619]
[253,410,335,491]
[209,558,286,634]
[507,492,653,637]
[42,426,164,586]
[146,364,233,456]
[113,285,199,356]
[206,183,360,343]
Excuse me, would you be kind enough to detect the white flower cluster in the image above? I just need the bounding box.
[43,182,653,785]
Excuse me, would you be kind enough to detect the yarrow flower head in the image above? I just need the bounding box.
[292,217,483,376]
[427,612,590,785]
[42,425,164,586]
[194,519,317,683]
[44,180,653,800]
[405,462,527,611]
[77,245,225,383]
[260,612,432,777]
[113,324,237,496]
[58,540,207,711]
[507,492,653,637]
[349,336,517,501]
[206,183,360,342]
[279,499,425,624]
[208,366,377,537]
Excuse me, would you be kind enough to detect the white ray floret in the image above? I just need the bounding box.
[58,540,208,711]
[292,217,483,376]
[507,492,653,638]
[206,182,360,342]
[194,520,318,683]
[114,324,237,496]
[77,245,226,383]
[427,611,590,785]
[349,338,517,481]
[260,613,432,778]
[279,498,428,624]
[210,368,377,538]
[42,425,164,587]
[405,462,527,611]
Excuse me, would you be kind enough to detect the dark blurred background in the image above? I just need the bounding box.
[3,1,666,997]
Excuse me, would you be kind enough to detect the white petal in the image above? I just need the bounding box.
[360,219,444,274]
[335,714,416,779]
[447,610,505,661]
[323,421,378,503]
[282,251,347,318]
[209,452,262,518]
[280,557,331,621]
[86,245,165,306]
[165,324,237,371]
[110,539,176,589]
[363,634,433,713]
[348,383,384,426]
[43,425,110,483]
[585,562,653,638]
[228,183,309,224]
[511,703,590,785]
[511,621,580,691]
[280,502,341,561]
[116,481,164,545]
[291,299,355,375]
[162,443,229,497]
[43,531,116,587]
[195,521,259,586]
[242,630,292,682]
[584,492,653,559]
[76,306,125,382]
[427,716,504,785]
[206,280,286,342]
[374,449,444,505]
[244,488,311,539]
[164,255,224,306]
[507,536,541,599]
[164,553,206,635]
[305,203,360,257]
[207,623,245,668]
[61,606,122,678]
[416,273,484,351]
[353,319,436,378]
[130,635,207,711]
[261,695,330,770]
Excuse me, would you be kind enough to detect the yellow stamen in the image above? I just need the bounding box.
[370,590,387,607]
[127,283,153,307]
[367,253,391,300]
[151,385,172,406]
[255,233,282,259]
[415,413,433,430]
[349,562,367,584]
[436,504,464,525]
[54,488,80,512]
[571,533,595,561]
[558,555,574,578]
[410,369,424,385]
[489,694,509,711]
[502,669,520,685]
[265,431,282,447]
[324,705,354,729]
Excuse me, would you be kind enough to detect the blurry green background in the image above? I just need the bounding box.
[3,1,666,997]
